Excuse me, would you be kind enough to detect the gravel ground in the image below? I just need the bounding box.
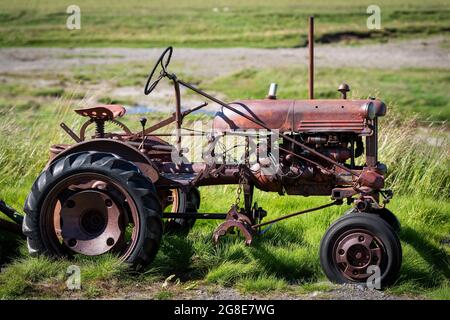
[62,282,419,300]
[0,37,449,77]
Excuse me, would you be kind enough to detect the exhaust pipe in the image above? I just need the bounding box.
[308,16,314,100]
[267,83,278,99]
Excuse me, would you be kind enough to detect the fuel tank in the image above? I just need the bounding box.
[213,99,386,133]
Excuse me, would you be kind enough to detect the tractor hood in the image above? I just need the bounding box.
[213,99,386,133]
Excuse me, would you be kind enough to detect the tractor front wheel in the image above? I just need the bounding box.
[320,213,402,288]
[23,151,163,270]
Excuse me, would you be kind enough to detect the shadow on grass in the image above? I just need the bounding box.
[0,232,22,267]
[146,226,318,285]
[246,243,318,283]
[149,234,199,281]
[399,226,450,288]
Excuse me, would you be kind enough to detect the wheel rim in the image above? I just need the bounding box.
[333,229,384,281]
[41,173,140,260]
[166,189,186,214]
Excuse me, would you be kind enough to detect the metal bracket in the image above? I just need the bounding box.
[212,205,255,245]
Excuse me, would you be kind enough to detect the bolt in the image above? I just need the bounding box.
[358,236,364,242]
[105,199,113,208]
[68,238,77,247]
[338,249,345,255]
[106,238,115,246]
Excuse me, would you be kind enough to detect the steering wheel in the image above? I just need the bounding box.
[144,46,173,95]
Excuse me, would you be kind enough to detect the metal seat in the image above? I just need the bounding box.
[74,105,126,121]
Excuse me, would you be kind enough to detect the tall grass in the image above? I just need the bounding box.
[379,115,449,200]
[0,101,77,208]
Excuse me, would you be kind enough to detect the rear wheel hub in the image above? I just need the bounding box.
[60,190,122,256]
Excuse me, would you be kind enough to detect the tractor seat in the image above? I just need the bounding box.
[74,105,126,121]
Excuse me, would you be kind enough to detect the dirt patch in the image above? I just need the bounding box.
[0,37,449,78]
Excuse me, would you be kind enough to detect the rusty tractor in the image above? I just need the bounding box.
[0,18,402,287]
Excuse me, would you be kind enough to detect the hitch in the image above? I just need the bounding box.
[213,205,256,245]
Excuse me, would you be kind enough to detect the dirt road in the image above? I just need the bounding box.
[1,37,448,77]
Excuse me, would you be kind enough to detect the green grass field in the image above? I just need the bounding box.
[1,59,449,121]
[0,0,449,47]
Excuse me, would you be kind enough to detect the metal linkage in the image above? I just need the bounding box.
[212,201,340,245]
[252,201,339,229]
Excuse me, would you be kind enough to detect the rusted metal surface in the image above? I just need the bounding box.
[213,206,255,246]
[42,172,140,259]
[334,229,384,281]
[338,83,350,99]
[358,168,385,190]
[213,99,386,133]
[308,16,314,100]
[137,102,208,137]
[60,122,82,143]
[74,105,126,120]
[59,190,122,256]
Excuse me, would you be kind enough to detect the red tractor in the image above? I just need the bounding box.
[16,20,402,287]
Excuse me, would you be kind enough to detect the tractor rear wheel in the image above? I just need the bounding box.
[23,151,163,270]
[320,213,402,288]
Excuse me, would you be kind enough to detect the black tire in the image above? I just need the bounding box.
[22,151,163,269]
[373,208,401,233]
[320,213,402,288]
[345,207,401,233]
[164,188,200,234]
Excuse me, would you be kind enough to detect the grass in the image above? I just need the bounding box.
[0,0,449,48]
[0,98,448,299]
[1,60,450,122]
